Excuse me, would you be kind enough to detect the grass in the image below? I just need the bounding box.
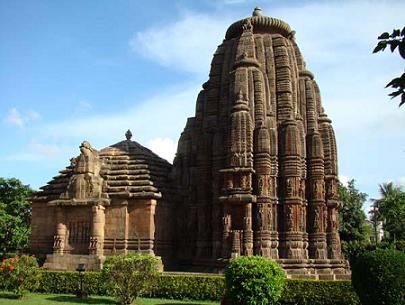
[0,292,219,305]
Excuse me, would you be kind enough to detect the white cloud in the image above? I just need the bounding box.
[131,13,232,76]
[75,100,92,114]
[34,84,198,152]
[27,110,41,121]
[146,137,177,163]
[397,177,405,189]
[29,140,62,156]
[4,108,24,127]
[339,175,350,187]
[5,139,73,162]
[3,108,41,128]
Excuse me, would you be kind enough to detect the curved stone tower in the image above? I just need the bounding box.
[173,8,347,278]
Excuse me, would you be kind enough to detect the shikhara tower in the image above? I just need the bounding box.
[173,7,346,277]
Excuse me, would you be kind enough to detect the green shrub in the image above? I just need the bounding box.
[37,271,108,295]
[147,273,225,300]
[225,256,285,305]
[0,255,40,298]
[102,254,160,305]
[352,249,405,305]
[280,280,360,305]
[33,269,359,305]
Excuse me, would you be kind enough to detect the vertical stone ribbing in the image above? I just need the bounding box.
[173,11,345,275]
[306,126,328,259]
[273,36,293,122]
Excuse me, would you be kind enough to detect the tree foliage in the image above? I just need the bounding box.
[352,249,405,305]
[224,256,285,305]
[338,180,370,262]
[371,182,405,243]
[373,27,405,107]
[0,178,33,257]
[102,254,160,305]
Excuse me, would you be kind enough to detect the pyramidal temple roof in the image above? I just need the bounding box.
[33,130,172,202]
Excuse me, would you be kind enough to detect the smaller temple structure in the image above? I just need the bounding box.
[30,131,175,270]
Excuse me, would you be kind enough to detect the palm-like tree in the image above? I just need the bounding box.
[371,182,405,243]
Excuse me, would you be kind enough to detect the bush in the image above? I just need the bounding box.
[280,280,359,305]
[32,270,359,305]
[102,254,160,305]
[352,248,405,305]
[148,273,225,300]
[0,255,40,298]
[37,271,108,295]
[225,256,285,305]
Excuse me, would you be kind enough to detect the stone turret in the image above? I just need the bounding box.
[173,8,348,279]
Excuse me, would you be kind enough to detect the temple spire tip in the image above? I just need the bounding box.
[252,6,262,17]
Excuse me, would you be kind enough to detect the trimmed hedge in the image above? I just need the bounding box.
[32,271,359,305]
[147,273,225,300]
[281,280,360,305]
[37,271,108,295]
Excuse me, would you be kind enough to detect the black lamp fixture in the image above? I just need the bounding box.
[76,263,87,299]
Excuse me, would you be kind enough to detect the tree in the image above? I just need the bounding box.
[102,254,160,305]
[373,27,405,107]
[338,179,370,262]
[371,182,405,243]
[352,249,405,305]
[0,178,33,257]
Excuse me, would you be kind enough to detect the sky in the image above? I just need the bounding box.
[0,0,404,211]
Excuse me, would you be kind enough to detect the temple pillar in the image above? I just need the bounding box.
[243,203,253,256]
[326,178,342,259]
[307,129,328,260]
[53,207,66,254]
[89,205,105,255]
[221,205,231,257]
[279,120,306,260]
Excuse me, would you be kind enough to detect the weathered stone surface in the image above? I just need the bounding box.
[31,8,348,278]
[172,8,347,277]
[31,135,176,270]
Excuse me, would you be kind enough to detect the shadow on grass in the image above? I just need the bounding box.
[155,304,212,305]
[0,292,20,299]
[46,295,117,304]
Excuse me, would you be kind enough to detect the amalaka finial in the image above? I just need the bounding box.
[252,7,262,17]
[125,129,132,141]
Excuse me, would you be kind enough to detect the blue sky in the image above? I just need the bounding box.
[1,0,404,210]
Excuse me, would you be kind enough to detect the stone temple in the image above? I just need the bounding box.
[31,8,349,279]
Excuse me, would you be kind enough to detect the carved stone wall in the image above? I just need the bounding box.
[31,136,175,270]
[31,8,347,278]
[173,8,346,277]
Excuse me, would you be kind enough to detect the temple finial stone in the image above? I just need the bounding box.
[125,129,132,141]
[252,7,262,17]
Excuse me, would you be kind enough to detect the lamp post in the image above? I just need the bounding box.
[76,263,87,299]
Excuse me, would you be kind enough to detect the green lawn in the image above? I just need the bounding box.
[0,292,219,305]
